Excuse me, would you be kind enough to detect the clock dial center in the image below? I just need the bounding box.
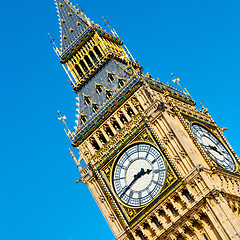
[126,159,153,191]
[201,136,224,161]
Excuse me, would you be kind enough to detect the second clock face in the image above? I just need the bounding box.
[191,124,236,172]
[112,143,166,207]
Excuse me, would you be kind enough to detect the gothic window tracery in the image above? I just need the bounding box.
[94,46,102,59]
[92,103,99,112]
[107,72,115,82]
[136,230,146,240]
[75,64,84,78]
[182,189,193,201]
[166,203,177,215]
[126,106,135,117]
[151,217,161,229]
[89,51,98,64]
[119,113,128,124]
[105,126,114,137]
[91,138,100,151]
[80,59,88,72]
[83,95,90,105]
[105,89,112,99]
[84,55,93,69]
[80,114,87,124]
[118,78,125,87]
[95,83,103,94]
[112,119,121,130]
[98,132,107,144]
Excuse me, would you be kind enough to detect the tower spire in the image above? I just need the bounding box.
[54,0,92,57]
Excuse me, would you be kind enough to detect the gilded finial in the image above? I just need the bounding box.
[58,111,73,140]
[102,16,116,37]
[171,73,191,98]
[200,103,209,115]
[69,148,80,167]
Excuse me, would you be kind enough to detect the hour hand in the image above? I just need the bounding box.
[202,144,223,155]
[208,145,223,155]
[120,168,152,198]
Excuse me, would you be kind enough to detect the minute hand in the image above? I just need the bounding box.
[203,144,223,155]
[120,168,152,198]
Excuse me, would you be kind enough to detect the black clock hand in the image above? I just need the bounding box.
[209,145,223,155]
[120,168,152,198]
[120,172,139,198]
[202,144,223,156]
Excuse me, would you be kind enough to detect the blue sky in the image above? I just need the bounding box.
[0,0,239,240]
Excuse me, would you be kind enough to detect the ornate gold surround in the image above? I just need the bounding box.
[181,113,240,174]
[98,126,181,224]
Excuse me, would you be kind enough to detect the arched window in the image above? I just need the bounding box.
[105,127,114,137]
[84,55,93,69]
[118,78,124,87]
[94,46,103,59]
[203,234,209,240]
[92,103,99,112]
[182,189,193,201]
[136,230,146,240]
[151,217,161,229]
[95,84,102,94]
[75,64,84,78]
[106,89,112,99]
[126,107,135,117]
[80,115,87,124]
[80,59,88,72]
[98,133,107,144]
[167,203,177,215]
[112,120,121,130]
[89,51,98,64]
[107,72,114,82]
[119,114,128,124]
[83,95,90,105]
[91,139,100,151]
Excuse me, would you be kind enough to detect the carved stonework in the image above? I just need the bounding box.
[134,128,154,144]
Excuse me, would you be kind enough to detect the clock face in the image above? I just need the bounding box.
[112,143,166,207]
[191,124,236,172]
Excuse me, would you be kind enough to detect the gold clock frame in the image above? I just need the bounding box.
[99,126,181,223]
[181,113,240,174]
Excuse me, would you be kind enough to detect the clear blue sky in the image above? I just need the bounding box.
[0,0,239,240]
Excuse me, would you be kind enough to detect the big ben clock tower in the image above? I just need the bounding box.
[52,1,240,239]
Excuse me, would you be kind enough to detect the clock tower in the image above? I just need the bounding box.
[53,1,240,239]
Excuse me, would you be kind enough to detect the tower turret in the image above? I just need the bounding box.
[55,0,92,57]
[55,0,143,147]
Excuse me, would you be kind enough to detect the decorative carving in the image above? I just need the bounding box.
[179,130,187,138]
[165,172,176,187]
[127,208,135,218]
[109,213,116,222]
[99,195,105,203]
[134,129,154,144]
[145,100,165,117]
[179,149,187,159]
[167,130,175,140]
[173,155,181,164]
[219,126,227,135]
[162,136,170,145]
[167,108,176,118]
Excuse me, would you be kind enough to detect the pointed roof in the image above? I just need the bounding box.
[55,0,92,57]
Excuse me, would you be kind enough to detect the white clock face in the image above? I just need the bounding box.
[112,143,166,207]
[191,124,236,172]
